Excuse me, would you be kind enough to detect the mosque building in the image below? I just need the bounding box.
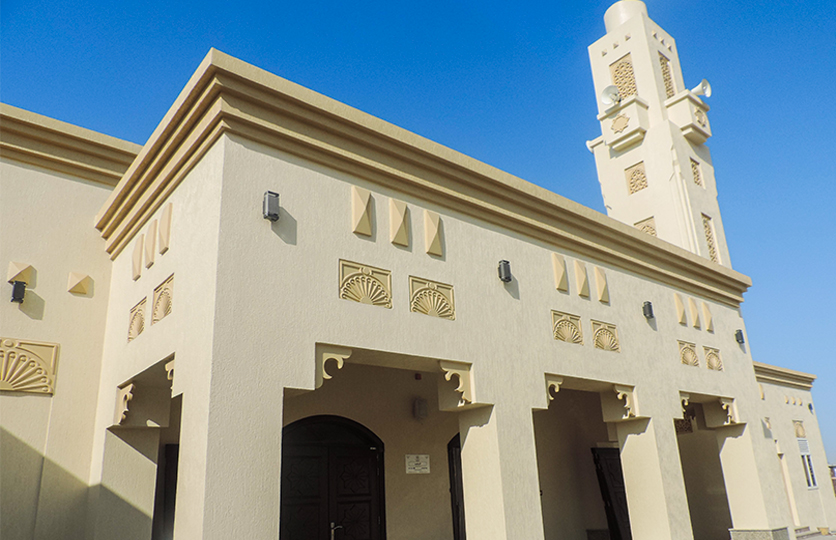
[2,1,834,539]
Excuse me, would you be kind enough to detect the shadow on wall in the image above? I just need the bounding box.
[0,428,152,540]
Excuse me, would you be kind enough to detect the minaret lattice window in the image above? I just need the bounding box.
[690,159,703,187]
[634,217,657,237]
[702,214,719,263]
[659,53,675,98]
[610,54,637,99]
[625,162,648,194]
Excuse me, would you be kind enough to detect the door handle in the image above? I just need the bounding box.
[330,522,343,540]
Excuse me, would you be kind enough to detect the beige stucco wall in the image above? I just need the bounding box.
[758,380,836,531]
[0,158,115,540]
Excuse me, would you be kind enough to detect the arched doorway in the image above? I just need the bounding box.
[280,415,385,540]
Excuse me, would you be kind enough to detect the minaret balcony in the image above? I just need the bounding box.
[665,91,712,144]
[597,96,650,152]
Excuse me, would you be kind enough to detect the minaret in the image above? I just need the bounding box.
[587,0,731,267]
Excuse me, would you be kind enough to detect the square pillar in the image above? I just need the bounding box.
[715,424,792,539]
[93,429,161,540]
[458,404,545,540]
[616,418,694,540]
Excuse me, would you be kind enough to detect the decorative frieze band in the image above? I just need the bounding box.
[0,338,59,394]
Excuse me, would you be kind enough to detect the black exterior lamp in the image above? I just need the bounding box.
[263,191,280,222]
[498,260,512,283]
[734,329,745,344]
[642,301,654,319]
[11,281,26,303]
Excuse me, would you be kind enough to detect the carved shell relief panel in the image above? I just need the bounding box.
[409,276,455,320]
[704,347,723,371]
[128,298,147,342]
[152,274,174,324]
[339,260,392,309]
[679,341,698,366]
[793,421,806,439]
[552,311,583,344]
[591,321,620,352]
[0,338,58,394]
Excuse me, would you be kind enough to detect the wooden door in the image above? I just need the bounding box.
[591,447,632,540]
[280,416,385,540]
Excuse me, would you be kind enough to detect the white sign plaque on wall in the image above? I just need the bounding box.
[405,454,430,474]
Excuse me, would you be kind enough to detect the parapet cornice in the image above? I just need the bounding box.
[95,48,752,306]
[753,361,816,390]
[0,103,140,186]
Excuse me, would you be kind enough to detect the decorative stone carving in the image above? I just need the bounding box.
[0,338,58,394]
[694,109,707,128]
[132,234,144,281]
[574,260,589,298]
[67,272,92,294]
[592,321,620,352]
[688,297,701,329]
[339,260,392,309]
[674,293,687,325]
[152,275,174,324]
[793,421,806,438]
[609,53,637,99]
[611,114,630,134]
[114,383,135,425]
[423,210,443,256]
[545,375,563,401]
[690,158,703,187]
[701,301,714,332]
[704,347,723,371]
[439,360,473,404]
[6,262,34,284]
[625,162,648,194]
[552,311,583,344]
[613,385,637,419]
[316,344,351,389]
[159,203,173,254]
[634,217,657,237]
[145,220,157,268]
[165,359,175,382]
[680,392,690,415]
[659,53,675,99]
[409,276,455,320]
[719,398,738,425]
[389,199,409,247]
[551,253,568,292]
[702,214,719,263]
[594,266,609,303]
[675,418,693,434]
[679,341,698,366]
[128,298,146,342]
[351,186,373,236]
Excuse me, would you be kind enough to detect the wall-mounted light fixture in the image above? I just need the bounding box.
[642,301,654,319]
[734,330,745,344]
[263,191,280,222]
[497,260,512,283]
[412,398,428,420]
[11,281,26,303]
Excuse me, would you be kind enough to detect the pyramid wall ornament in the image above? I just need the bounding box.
[132,235,144,281]
[159,203,173,254]
[389,199,409,246]
[424,210,443,256]
[574,260,590,298]
[144,220,157,268]
[551,253,568,292]
[594,266,609,303]
[67,272,92,294]
[6,262,33,284]
[351,186,373,236]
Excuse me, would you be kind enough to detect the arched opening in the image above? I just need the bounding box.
[280,415,386,540]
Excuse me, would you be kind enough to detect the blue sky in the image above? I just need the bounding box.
[2,0,834,459]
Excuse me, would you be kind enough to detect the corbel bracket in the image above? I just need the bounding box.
[316,344,351,388]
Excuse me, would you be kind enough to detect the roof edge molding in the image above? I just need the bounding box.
[0,103,141,187]
[94,49,752,306]
[753,361,816,390]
